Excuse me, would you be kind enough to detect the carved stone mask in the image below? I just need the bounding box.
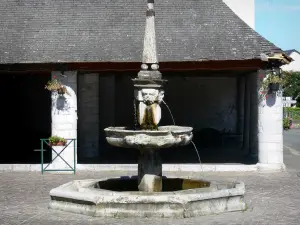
[141,89,159,105]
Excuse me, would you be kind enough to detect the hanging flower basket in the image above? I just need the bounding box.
[268,83,280,92]
[261,71,283,93]
[57,86,68,95]
[49,135,67,146]
[45,76,70,96]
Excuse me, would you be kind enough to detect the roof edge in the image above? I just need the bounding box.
[0,59,266,72]
[267,52,293,65]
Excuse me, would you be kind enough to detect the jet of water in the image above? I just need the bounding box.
[191,140,203,174]
[162,100,203,174]
[162,100,176,125]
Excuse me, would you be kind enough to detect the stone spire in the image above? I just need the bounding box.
[138,0,161,80]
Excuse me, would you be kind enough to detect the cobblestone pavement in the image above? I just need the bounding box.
[0,170,300,225]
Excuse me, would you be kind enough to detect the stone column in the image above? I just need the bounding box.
[99,75,115,159]
[243,74,251,154]
[236,76,245,148]
[257,70,285,171]
[78,73,100,159]
[249,72,259,160]
[137,0,161,79]
[138,149,162,192]
[50,71,77,171]
[142,0,158,65]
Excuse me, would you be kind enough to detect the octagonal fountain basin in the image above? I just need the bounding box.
[104,125,193,149]
[49,176,246,218]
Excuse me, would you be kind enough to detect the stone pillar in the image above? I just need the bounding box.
[137,0,161,79]
[99,75,115,159]
[50,71,77,171]
[138,149,162,192]
[249,72,259,160]
[78,73,100,159]
[257,70,285,171]
[243,74,251,154]
[142,0,158,64]
[236,76,245,148]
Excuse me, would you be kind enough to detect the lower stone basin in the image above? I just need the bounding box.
[104,125,193,149]
[49,176,246,218]
[97,176,210,192]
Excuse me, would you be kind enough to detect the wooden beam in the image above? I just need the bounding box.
[0,59,266,73]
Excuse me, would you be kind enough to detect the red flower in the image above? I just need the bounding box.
[53,75,56,79]
[260,74,264,79]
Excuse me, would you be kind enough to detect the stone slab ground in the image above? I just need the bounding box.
[1,170,300,225]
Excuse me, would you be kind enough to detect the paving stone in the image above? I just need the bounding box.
[0,171,300,224]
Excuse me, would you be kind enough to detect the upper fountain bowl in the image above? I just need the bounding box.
[104,125,193,149]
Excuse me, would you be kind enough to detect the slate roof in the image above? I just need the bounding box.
[0,0,283,64]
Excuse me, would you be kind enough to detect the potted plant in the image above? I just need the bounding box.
[268,75,281,92]
[49,135,67,146]
[262,71,283,93]
[45,76,70,95]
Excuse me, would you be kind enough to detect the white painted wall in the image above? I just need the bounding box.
[281,51,300,72]
[256,71,285,171]
[223,0,255,29]
[51,71,77,170]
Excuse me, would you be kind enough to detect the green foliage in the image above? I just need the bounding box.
[261,71,283,91]
[284,107,300,120]
[49,135,67,145]
[282,71,300,106]
[285,107,300,112]
[283,118,291,130]
[45,78,61,91]
[45,78,70,95]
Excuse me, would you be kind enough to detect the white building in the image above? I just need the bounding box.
[0,0,291,172]
[283,97,296,108]
[281,49,300,72]
[223,0,255,29]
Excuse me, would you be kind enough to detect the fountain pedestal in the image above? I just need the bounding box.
[138,149,162,192]
[48,0,247,217]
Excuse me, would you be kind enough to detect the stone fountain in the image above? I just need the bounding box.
[49,0,246,217]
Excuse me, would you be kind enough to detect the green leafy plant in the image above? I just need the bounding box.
[284,107,300,120]
[261,72,283,91]
[282,71,300,107]
[45,76,70,95]
[49,135,67,146]
[283,118,291,130]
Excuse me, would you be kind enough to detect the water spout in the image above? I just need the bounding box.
[162,100,176,125]
[191,140,203,173]
[162,100,202,170]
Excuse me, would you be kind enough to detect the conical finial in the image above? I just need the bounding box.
[138,0,161,80]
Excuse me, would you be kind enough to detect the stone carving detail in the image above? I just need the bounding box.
[135,88,164,129]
